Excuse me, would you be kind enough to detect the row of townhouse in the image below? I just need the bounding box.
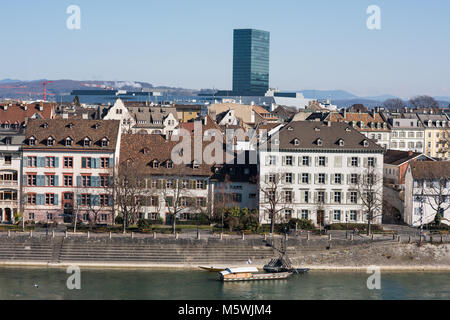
[294,108,450,160]
[1,115,387,227]
[384,112,449,159]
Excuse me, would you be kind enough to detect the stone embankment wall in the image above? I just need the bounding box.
[0,235,448,270]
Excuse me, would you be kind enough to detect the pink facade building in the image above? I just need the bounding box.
[22,119,121,225]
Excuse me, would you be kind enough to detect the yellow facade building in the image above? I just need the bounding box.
[418,114,450,160]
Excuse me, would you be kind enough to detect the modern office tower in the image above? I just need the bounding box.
[232,29,270,96]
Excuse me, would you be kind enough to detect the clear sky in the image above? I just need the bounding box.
[1,0,449,98]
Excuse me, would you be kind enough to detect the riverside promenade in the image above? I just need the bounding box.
[0,228,449,270]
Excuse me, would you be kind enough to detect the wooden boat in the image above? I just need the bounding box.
[264,235,310,274]
[198,266,226,272]
[219,267,292,282]
[263,258,310,274]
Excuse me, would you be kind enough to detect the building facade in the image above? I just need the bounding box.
[0,131,24,223]
[259,121,384,227]
[22,119,121,224]
[233,29,270,96]
[417,114,449,159]
[388,115,425,153]
[404,161,450,227]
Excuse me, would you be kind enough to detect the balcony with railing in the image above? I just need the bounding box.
[0,180,19,187]
[0,200,19,208]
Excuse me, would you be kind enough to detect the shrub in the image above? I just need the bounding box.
[326,223,383,232]
[137,219,152,230]
[115,216,123,225]
[288,219,315,231]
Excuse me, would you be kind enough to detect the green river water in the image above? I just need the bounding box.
[0,267,448,300]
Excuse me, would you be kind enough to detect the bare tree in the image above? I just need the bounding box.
[158,172,199,234]
[212,173,238,230]
[356,165,384,235]
[383,98,407,111]
[409,95,439,109]
[113,161,147,233]
[260,170,291,235]
[425,177,450,226]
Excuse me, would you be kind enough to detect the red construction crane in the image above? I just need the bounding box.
[42,81,53,101]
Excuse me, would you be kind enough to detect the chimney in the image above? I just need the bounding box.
[82,113,88,119]
[24,105,27,111]
[62,113,68,119]
[4,105,7,111]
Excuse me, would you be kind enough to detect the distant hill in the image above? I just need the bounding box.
[362,94,399,101]
[299,90,358,100]
[0,78,22,84]
[0,79,200,100]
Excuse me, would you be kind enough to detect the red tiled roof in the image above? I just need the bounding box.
[0,102,54,125]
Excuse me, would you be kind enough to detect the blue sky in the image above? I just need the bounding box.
[0,0,449,98]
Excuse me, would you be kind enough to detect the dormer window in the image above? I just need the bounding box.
[167,160,173,169]
[142,147,150,155]
[94,123,100,130]
[47,137,54,146]
[345,127,351,132]
[4,137,12,145]
[83,137,91,147]
[294,138,300,146]
[29,137,36,146]
[338,139,345,147]
[43,123,48,128]
[153,160,159,168]
[65,137,73,146]
[317,138,323,146]
[101,138,109,147]
[67,123,74,129]
[193,160,199,169]
[287,127,293,131]
[363,139,369,147]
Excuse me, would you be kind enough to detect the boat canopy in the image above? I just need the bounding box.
[219,267,259,276]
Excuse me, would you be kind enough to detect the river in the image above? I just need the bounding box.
[0,267,448,300]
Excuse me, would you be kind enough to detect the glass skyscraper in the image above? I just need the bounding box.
[232,29,270,96]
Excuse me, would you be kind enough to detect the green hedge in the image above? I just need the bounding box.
[326,223,383,232]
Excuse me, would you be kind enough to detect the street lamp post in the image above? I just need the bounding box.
[345,212,349,239]
[46,211,49,236]
[196,212,199,239]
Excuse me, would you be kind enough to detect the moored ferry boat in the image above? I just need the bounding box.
[219,267,292,282]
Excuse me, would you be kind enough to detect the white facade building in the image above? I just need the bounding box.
[404,161,450,227]
[0,131,24,223]
[388,116,425,153]
[259,121,384,226]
